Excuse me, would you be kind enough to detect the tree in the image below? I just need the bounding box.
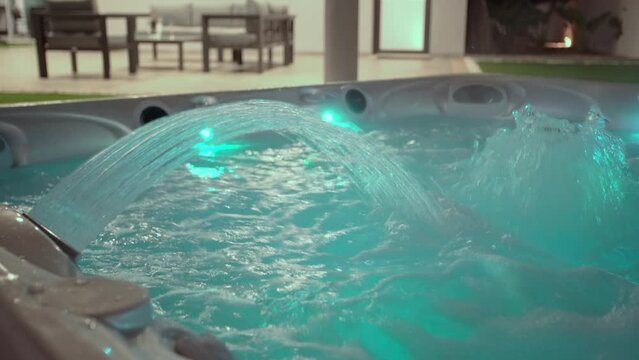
[555,5,623,52]
[485,0,623,54]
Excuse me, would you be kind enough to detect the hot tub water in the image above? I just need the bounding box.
[1,100,638,359]
[458,105,632,263]
[29,101,438,255]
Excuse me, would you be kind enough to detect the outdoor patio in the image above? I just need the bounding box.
[0,44,471,96]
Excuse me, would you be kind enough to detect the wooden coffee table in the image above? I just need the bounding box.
[135,34,200,70]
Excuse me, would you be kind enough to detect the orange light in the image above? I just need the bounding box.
[545,23,574,49]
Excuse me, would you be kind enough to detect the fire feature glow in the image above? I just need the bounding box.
[545,24,574,49]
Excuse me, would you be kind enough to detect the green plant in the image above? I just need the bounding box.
[486,0,550,52]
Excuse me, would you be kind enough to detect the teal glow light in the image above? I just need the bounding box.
[103,347,112,356]
[321,110,362,133]
[15,216,24,223]
[193,142,244,158]
[322,111,335,123]
[188,127,247,179]
[199,127,214,141]
[194,127,244,157]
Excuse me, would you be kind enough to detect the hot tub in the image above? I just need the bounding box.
[1,75,638,360]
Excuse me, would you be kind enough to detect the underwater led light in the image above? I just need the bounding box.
[192,127,245,158]
[193,142,244,158]
[320,109,362,132]
[199,127,214,141]
[188,128,246,179]
[322,111,336,123]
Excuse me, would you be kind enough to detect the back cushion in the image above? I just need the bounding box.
[46,0,99,34]
[246,0,269,15]
[150,3,192,27]
[193,3,242,28]
[268,4,288,15]
[245,0,269,33]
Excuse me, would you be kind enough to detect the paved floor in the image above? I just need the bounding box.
[0,45,471,96]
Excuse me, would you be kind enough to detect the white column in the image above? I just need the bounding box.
[324,0,359,83]
[429,0,468,55]
[4,0,14,39]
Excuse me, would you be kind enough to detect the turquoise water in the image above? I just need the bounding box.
[29,101,438,254]
[2,104,639,359]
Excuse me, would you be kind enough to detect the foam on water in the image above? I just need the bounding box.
[29,100,438,253]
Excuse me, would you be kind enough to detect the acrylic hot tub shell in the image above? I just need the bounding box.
[1,74,638,168]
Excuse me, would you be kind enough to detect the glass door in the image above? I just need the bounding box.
[373,0,430,53]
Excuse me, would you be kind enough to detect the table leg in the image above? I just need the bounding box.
[232,49,243,65]
[102,48,111,79]
[134,42,140,69]
[126,16,137,74]
[34,14,48,78]
[285,44,294,65]
[178,42,184,70]
[153,43,158,60]
[257,48,264,73]
[70,49,78,74]
[37,47,48,78]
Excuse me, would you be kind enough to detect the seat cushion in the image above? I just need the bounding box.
[207,33,256,47]
[244,0,269,34]
[268,4,288,15]
[208,26,246,35]
[150,4,192,27]
[47,35,127,50]
[246,0,269,15]
[162,25,201,36]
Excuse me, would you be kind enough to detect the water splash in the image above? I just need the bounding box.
[459,105,630,261]
[29,100,438,253]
